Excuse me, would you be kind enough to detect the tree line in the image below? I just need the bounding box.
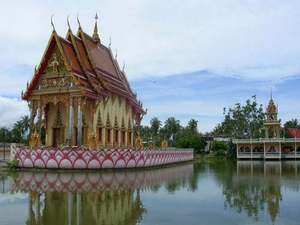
[140,117,206,153]
[212,95,300,138]
[0,116,30,144]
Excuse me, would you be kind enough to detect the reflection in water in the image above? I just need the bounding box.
[8,164,193,225]
[1,161,300,225]
[223,161,300,223]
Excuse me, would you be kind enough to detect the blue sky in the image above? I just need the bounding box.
[0,0,300,132]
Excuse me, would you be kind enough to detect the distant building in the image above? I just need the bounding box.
[233,96,300,159]
[22,15,145,148]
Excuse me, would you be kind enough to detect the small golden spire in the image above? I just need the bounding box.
[270,88,273,100]
[122,62,126,72]
[115,49,118,59]
[67,16,71,31]
[77,14,82,31]
[51,15,56,31]
[93,13,100,43]
[109,36,112,48]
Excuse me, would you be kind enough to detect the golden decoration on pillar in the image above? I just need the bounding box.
[87,133,97,150]
[29,128,41,149]
[161,139,168,150]
[135,132,144,150]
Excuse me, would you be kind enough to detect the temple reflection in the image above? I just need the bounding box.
[9,164,193,225]
[26,190,145,225]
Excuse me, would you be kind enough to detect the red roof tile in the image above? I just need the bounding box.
[287,128,300,138]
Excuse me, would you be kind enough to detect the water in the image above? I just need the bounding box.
[0,160,300,225]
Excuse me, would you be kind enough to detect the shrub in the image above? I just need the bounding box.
[211,141,229,156]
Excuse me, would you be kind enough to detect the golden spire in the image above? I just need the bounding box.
[115,49,118,59]
[93,13,100,43]
[77,14,82,31]
[51,15,56,31]
[67,16,71,31]
[109,36,112,48]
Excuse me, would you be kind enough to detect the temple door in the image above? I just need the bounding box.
[53,128,61,147]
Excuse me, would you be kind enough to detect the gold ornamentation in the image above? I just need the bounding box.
[40,77,71,89]
[29,130,41,149]
[161,139,168,150]
[135,133,143,150]
[87,133,97,149]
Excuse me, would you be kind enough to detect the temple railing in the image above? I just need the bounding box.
[233,138,300,144]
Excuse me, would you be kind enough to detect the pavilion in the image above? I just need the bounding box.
[233,96,300,160]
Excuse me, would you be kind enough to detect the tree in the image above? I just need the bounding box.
[150,117,161,136]
[150,117,162,147]
[162,117,181,146]
[187,119,198,133]
[176,129,206,154]
[211,141,229,156]
[213,96,265,138]
[284,119,299,129]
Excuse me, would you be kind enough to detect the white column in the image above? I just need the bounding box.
[279,141,282,159]
[264,141,266,159]
[37,105,42,132]
[295,138,297,159]
[77,99,82,146]
[236,144,239,159]
[68,97,74,145]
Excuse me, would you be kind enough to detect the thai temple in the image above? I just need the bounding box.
[21,15,145,149]
[12,15,193,169]
[233,96,300,159]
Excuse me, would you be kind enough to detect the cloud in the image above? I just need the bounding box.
[1,0,300,81]
[0,96,28,127]
[0,1,299,131]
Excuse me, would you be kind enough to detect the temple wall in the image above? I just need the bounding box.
[14,148,194,169]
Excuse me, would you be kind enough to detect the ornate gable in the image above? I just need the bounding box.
[37,48,73,91]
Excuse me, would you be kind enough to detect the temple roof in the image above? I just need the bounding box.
[22,20,144,115]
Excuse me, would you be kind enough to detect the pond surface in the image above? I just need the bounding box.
[0,160,300,225]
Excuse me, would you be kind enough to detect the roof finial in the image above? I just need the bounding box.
[115,49,118,59]
[93,13,100,43]
[122,62,126,72]
[67,15,71,31]
[109,36,112,48]
[270,88,273,100]
[77,14,82,30]
[51,15,56,31]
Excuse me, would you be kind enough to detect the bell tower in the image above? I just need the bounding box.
[264,94,281,138]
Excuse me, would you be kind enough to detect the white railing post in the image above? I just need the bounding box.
[10,143,17,161]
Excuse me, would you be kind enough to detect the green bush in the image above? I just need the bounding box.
[7,159,19,169]
[211,141,229,156]
[176,131,206,154]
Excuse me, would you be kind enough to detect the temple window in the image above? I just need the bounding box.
[114,129,118,145]
[121,131,126,146]
[128,131,132,146]
[106,128,111,145]
[98,128,102,143]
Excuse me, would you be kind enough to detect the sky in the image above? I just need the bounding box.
[0,0,300,132]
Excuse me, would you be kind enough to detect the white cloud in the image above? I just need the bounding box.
[0,96,28,127]
[1,0,300,81]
